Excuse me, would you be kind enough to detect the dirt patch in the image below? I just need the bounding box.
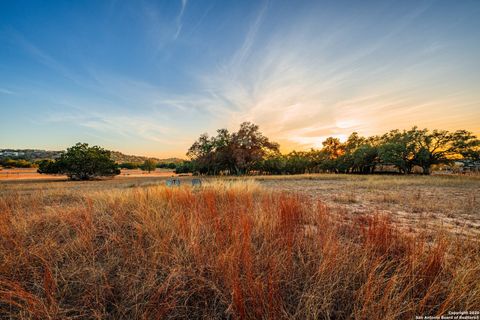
[257,175,480,237]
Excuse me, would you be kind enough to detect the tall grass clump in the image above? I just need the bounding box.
[0,181,479,319]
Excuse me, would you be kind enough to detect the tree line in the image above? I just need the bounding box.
[180,122,479,175]
[2,155,178,172]
[118,161,177,170]
[28,123,479,180]
[0,158,37,168]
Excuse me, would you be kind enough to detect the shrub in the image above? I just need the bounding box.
[118,162,141,169]
[175,161,193,174]
[0,158,36,168]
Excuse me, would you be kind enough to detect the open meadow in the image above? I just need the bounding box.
[1,174,479,319]
[0,168,178,181]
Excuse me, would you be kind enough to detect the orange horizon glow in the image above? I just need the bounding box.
[1,1,479,159]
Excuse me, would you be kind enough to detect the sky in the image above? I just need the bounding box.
[0,0,479,158]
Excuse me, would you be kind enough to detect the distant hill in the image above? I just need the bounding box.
[0,149,63,160]
[109,151,183,164]
[0,149,184,164]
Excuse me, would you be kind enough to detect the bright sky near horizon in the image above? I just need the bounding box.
[1,0,479,158]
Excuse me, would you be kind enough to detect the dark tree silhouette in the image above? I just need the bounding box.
[185,125,479,176]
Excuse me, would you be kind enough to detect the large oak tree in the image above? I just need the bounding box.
[38,143,120,180]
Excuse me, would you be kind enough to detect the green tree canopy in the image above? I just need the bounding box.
[38,143,120,180]
[408,128,479,174]
[187,122,279,175]
[141,159,157,173]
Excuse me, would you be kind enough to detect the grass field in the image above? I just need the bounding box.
[0,168,178,181]
[0,175,479,318]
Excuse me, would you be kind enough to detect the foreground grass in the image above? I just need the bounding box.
[0,181,479,319]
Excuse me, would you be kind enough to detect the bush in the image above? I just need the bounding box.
[175,161,193,174]
[37,159,60,174]
[118,162,141,169]
[0,158,36,168]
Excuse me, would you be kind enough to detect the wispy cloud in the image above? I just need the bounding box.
[174,0,188,39]
[181,2,476,150]
[3,1,478,156]
[8,31,80,82]
[12,1,441,150]
[230,0,269,68]
[43,109,186,146]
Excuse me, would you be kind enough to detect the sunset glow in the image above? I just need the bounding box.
[1,1,479,157]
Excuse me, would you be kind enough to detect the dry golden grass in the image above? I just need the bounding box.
[0,180,479,319]
[0,168,176,181]
[258,174,480,237]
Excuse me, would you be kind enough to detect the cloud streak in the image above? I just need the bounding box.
[2,1,479,156]
[174,0,187,39]
[182,2,480,151]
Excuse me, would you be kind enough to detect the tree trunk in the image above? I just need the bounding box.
[423,166,430,175]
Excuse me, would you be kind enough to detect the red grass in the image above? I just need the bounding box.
[0,183,479,319]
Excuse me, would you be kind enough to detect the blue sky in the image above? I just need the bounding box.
[1,0,479,157]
